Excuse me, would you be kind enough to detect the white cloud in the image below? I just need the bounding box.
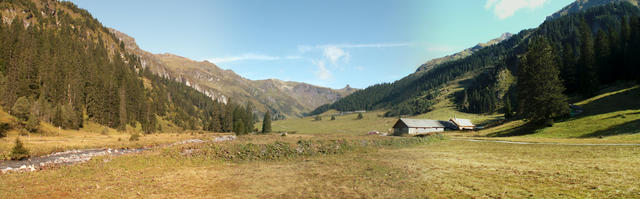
[323,46,350,64]
[485,0,549,19]
[206,53,301,63]
[298,42,412,53]
[312,60,332,80]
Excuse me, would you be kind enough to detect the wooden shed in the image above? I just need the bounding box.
[392,118,454,136]
[449,117,475,130]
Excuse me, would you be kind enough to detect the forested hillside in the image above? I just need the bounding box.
[0,0,255,134]
[313,2,640,117]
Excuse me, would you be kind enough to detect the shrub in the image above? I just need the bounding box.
[101,127,109,135]
[0,122,9,138]
[129,133,140,141]
[357,113,364,120]
[25,113,40,133]
[330,116,336,120]
[10,138,30,160]
[11,96,31,121]
[314,115,322,121]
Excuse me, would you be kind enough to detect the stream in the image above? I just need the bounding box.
[0,135,236,174]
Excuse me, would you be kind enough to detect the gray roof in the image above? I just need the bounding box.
[397,118,450,128]
[450,118,474,127]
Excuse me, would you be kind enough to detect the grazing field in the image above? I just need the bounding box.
[465,85,640,143]
[1,136,639,198]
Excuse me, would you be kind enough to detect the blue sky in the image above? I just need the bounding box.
[70,0,573,89]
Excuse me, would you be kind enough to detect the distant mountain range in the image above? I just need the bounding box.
[110,29,357,118]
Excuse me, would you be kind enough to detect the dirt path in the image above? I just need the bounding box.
[0,135,236,174]
[455,138,640,146]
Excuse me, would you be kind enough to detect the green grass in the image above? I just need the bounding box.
[263,110,398,135]
[478,85,640,142]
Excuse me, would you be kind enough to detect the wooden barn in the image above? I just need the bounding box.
[392,118,455,136]
[449,117,475,130]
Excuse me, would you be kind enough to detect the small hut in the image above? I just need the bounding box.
[449,117,475,130]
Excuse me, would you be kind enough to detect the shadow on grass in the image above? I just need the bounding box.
[576,86,640,119]
[578,119,640,138]
[486,123,541,137]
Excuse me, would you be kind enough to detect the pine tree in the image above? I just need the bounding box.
[11,96,31,121]
[10,138,30,160]
[262,112,272,134]
[578,19,598,96]
[504,97,513,119]
[595,30,611,84]
[233,121,245,136]
[517,37,569,125]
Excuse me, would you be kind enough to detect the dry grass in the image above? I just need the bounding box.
[0,126,218,159]
[1,138,639,198]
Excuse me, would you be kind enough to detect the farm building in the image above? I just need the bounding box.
[392,118,455,136]
[449,117,475,130]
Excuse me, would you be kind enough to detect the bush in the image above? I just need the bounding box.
[25,113,40,133]
[10,138,30,160]
[330,116,336,120]
[357,113,364,120]
[129,133,140,141]
[314,115,322,121]
[0,122,9,138]
[11,96,31,121]
[101,127,109,135]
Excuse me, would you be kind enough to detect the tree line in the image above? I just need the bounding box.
[0,0,256,135]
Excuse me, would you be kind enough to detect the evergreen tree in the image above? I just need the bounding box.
[578,19,598,96]
[504,97,513,119]
[517,37,569,125]
[10,138,30,160]
[25,112,40,133]
[261,112,271,134]
[11,96,31,121]
[233,121,245,136]
[595,30,611,84]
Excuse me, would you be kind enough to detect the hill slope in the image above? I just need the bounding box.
[415,32,513,73]
[110,29,357,118]
[0,0,256,133]
[313,1,640,117]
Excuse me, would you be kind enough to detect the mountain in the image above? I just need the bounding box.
[110,29,357,118]
[313,1,640,117]
[0,0,261,134]
[548,0,638,20]
[416,32,513,73]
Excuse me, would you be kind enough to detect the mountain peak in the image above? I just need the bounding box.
[547,0,639,20]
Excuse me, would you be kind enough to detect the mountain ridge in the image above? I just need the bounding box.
[415,32,513,73]
[110,29,357,118]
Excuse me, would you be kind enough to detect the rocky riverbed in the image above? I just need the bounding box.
[0,135,236,174]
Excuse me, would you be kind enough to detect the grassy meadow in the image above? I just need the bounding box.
[1,135,639,198]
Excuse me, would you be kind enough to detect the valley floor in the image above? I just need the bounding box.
[1,136,639,198]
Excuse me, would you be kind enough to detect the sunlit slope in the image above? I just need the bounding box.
[482,85,640,141]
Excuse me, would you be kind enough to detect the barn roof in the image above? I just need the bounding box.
[395,118,451,128]
[450,118,474,127]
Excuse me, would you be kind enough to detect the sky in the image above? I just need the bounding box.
[69,0,573,89]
